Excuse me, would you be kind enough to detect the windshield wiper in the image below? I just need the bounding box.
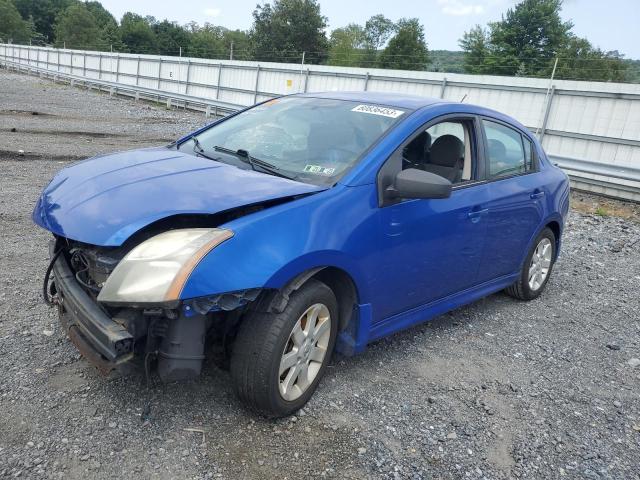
[190,136,220,162]
[213,145,297,180]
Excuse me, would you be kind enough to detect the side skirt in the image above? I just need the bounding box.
[367,273,519,346]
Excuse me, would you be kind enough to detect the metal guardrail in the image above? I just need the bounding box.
[1,57,639,202]
[1,58,243,117]
[550,156,640,202]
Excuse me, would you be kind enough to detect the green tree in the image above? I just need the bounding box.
[459,25,490,74]
[188,23,225,58]
[85,1,117,30]
[153,20,191,55]
[54,3,101,49]
[488,0,572,76]
[101,22,126,52]
[250,0,328,64]
[222,29,251,60]
[0,0,32,43]
[120,12,157,54]
[26,16,47,45]
[460,0,629,81]
[13,0,75,42]
[361,14,396,66]
[461,0,572,77]
[363,14,395,51]
[556,36,628,82]
[328,24,366,66]
[378,18,429,71]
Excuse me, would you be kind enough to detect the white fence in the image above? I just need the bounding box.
[1,44,639,201]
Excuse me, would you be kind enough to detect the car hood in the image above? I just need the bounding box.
[33,147,325,246]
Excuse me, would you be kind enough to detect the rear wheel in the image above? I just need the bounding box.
[505,227,556,301]
[230,279,338,417]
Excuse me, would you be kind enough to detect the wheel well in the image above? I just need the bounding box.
[261,266,359,333]
[546,220,561,257]
[311,267,358,332]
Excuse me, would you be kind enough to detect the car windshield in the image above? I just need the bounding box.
[179,96,407,186]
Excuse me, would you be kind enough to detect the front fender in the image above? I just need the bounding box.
[180,183,379,302]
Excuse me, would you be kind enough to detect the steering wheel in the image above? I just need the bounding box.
[319,147,358,163]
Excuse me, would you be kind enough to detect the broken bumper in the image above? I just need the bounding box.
[51,247,134,373]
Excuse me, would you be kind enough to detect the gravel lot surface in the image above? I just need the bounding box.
[1,69,639,480]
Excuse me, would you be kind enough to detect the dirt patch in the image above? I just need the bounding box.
[571,190,640,221]
[0,109,56,117]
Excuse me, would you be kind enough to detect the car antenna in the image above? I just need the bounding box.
[460,94,468,103]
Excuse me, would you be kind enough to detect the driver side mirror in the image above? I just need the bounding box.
[385,168,452,200]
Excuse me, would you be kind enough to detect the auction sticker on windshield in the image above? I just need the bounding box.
[351,104,405,118]
[304,165,336,175]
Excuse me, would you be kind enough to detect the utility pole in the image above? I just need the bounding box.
[536,57,559,136]
[230,42,234,61]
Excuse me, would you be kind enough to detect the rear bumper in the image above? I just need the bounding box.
[51,244,134,373]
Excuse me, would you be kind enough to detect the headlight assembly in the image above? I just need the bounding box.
[97,228,233,304]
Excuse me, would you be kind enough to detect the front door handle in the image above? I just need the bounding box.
[530,191,545,199]
[467,208,489,223]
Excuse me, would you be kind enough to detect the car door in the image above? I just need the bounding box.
[476,118,545,282]
[373,115,491,322]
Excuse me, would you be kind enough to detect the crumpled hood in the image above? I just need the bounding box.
[33,147,324,246]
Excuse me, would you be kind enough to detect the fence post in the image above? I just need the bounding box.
[69,50,73,75]
[363,72,370,91]
[135,56,141,86]
[184,59,191,95]
[82,51,86,77]
[46,48,49,70]
[539,85,556,143]
[157,58,162,90]
[298,51,305,93]
[215,63,223,100]
[303,68,309,93]
[439,77,448,99]
[253,65,260,104]
[115,54,120,83]
[98,53,102,80]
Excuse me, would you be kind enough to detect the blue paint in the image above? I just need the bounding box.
[32,147,323,246]
[33,93,570,355]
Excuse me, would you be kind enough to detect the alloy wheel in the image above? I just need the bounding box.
[528,237,552,291]
[278,303,331,401]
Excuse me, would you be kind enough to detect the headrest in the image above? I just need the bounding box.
[430,135,464,167]
[488,139,506,161]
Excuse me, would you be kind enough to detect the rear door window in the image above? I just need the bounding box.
[483,120,532,179]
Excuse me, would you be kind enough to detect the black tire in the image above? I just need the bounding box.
[505,227,556,301]
[230,279,338,417]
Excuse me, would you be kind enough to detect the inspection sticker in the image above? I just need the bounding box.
[304,165,336,175]
[351,104,405,118]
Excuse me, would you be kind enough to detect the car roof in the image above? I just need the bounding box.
[294,91,444,110]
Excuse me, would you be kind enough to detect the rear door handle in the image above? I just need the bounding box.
[530,191,545,199]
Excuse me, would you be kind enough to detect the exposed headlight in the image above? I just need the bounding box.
[97,228,233,304]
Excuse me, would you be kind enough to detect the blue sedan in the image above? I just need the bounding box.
[34,92,570,416]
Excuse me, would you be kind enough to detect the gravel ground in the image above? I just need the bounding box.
[0,69,639,480]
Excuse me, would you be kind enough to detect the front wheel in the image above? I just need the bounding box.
[505,227,556,301]
[230,279,338,417]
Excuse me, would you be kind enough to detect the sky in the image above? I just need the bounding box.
[98,0,640,59]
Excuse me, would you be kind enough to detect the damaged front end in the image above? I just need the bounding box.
[45,233,262,382]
